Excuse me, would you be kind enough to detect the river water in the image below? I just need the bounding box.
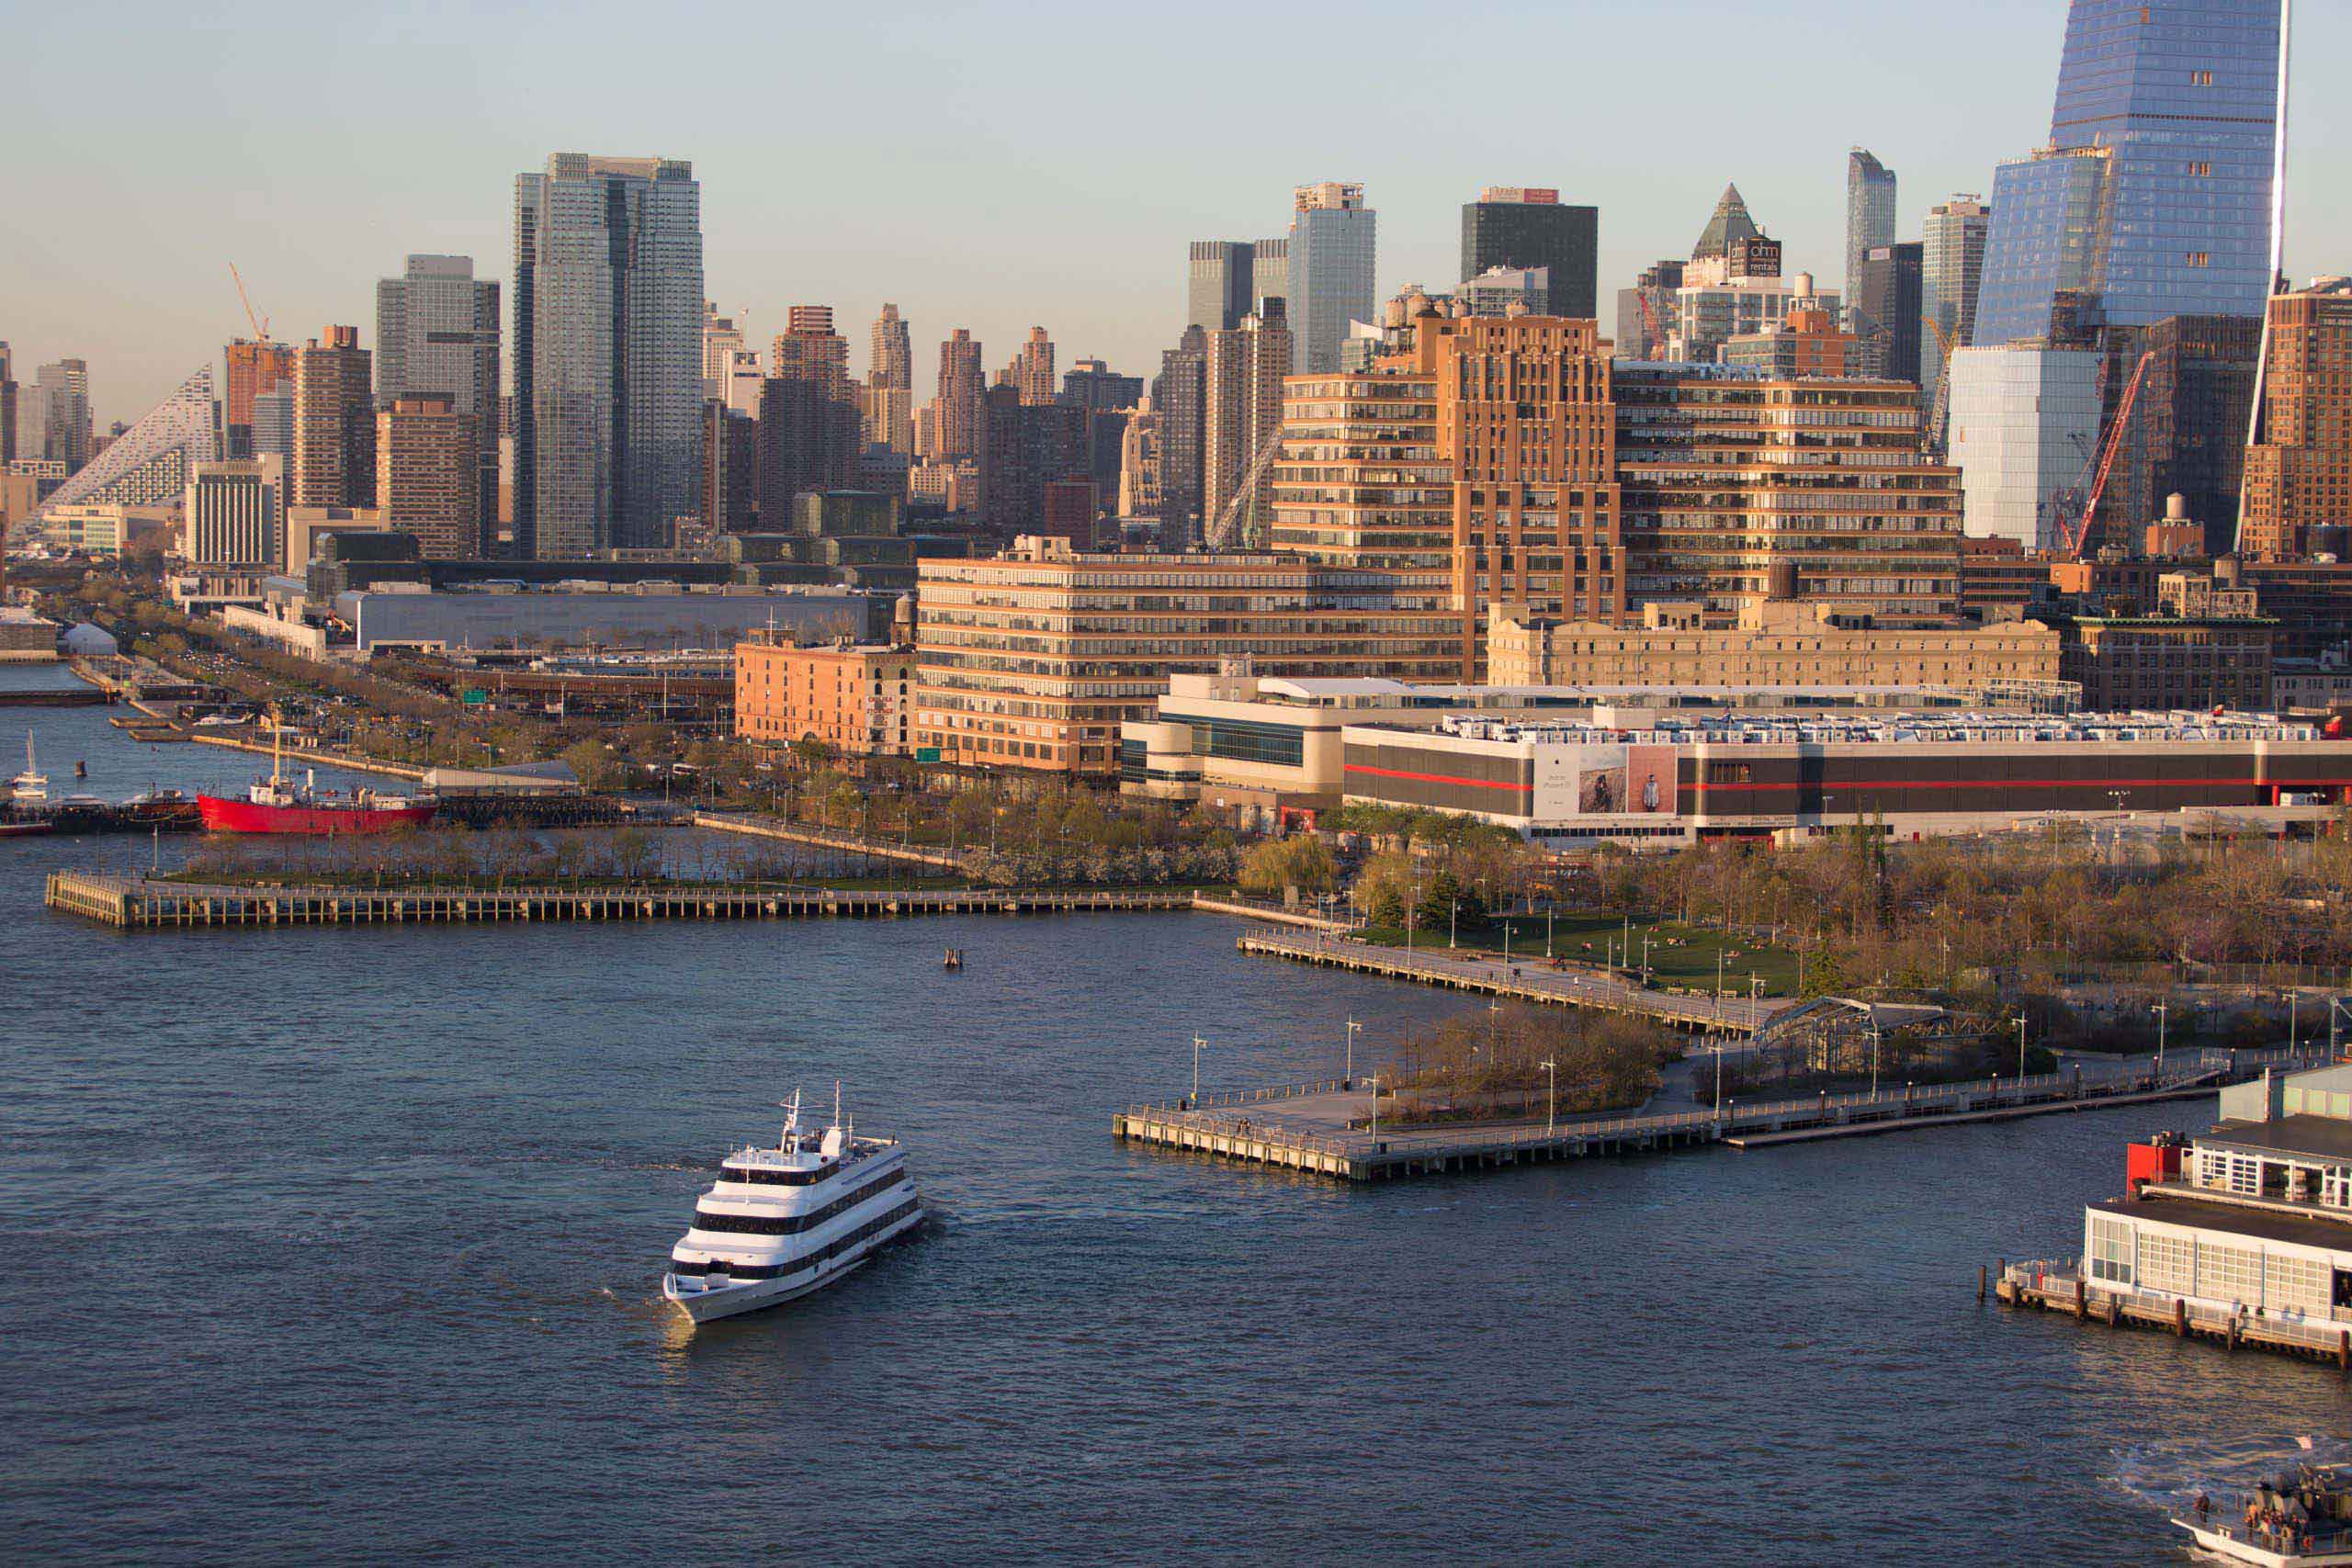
[3,663,2346,1564]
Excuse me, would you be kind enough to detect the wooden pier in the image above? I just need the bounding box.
[1237,929,1795,1034]
[1114,1055,2287,1183]
[43,870,1194,930]
[1998,1261,2352,1369]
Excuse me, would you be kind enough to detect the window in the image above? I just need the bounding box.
[2137,1229,2194,1296]
[2088,1214,2134,1285]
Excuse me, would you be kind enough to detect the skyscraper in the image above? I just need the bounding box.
[930,329,985,460]
[221,340,295,458]
[1855,242,1924,384]
[1156,326,1210,547]
[292,327,375,510]
[1288,182,1375,375]
[35,366,219,520]
[375,254,499,539]
[702,302,746,393]
[1921,194,1991,420]
[512,152,704,557]
[1187,242,1254,334]
[1845,150,1896,333]
[0,342,14,466]
[1459,186,1599,319]
[1204,302,1291,547]
[184,457,283,566]
[1974,1,2283,346]
[377,395,478,558]
[1016,328,1056,407]
[1059,358,1143,412]
[869,305,911,391]
[978,384,1087,536]
[35,360,92,473]
[2240,278,2352,560]
[759,307,860,513]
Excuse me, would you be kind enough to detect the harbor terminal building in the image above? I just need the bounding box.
[2076,1064,2352,1340]
[1120,669,2350,843]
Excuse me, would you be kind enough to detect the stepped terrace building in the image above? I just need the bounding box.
[912,536,1456,776]
[1334,709,2352,847]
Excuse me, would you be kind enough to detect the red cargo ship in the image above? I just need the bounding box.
[196,724,435,835]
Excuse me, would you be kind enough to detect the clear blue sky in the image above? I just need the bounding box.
[4,0,2340,427]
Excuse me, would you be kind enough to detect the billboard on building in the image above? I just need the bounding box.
[1627,744,1679,815]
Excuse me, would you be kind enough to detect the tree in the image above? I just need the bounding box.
[1238,836,1336,897]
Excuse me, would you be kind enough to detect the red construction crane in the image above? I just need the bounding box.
[2056,350,2154,558]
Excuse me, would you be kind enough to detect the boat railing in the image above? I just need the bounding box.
[2005,1263,2352,1353]
[2169,1505,2352,1554]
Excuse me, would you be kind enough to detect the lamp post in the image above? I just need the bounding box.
[1366,1073,1381,1140]
[2154,1001,2168,1075]
[1449,892,1458,950]
[2016,1015,2028,1081]
[1642,931,1656,984]
[1545,901,1555,959]
[1750,973,1762,1033]
[1345,1017,1361,1087]
[1193,1033,1207,1104]
[1541,1057,1557,1134]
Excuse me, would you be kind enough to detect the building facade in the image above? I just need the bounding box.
[33,367,220,521]
[735,637,916,754]
[2241,279,2352,561]
[1974,0,2283,346]
[1155,326,1210,548]
[375,254,499,536]
[1459,187,1597,320]
[376,395,478,559]
[929,329,984,461]
[1288,182,1375,376]
[1855,242,1924,384]
[184,457,283,567]
[1947,345,2102,549]
[1845,150,1896,334]
[1268,361,1448,570]
[221,340,295,457]
[1921,194,1990,423]
[291,326,376,511]
[1203,304,1291,547]
[512,152,704,558]
[913,537,1458,775]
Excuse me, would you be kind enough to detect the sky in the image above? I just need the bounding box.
[3,0,2343,428]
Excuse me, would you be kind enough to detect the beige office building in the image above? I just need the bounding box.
[1489,598,2063,691]
[914,536,1458,775]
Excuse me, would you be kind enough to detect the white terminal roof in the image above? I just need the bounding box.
[1430,710,2325,748]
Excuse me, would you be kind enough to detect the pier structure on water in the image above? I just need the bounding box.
[1237,929,1797,1035]
[1114,1049,2320,1183]
[44,871,1196,929]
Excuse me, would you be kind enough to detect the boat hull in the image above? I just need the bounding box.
[662,1207,922,1324]
[2176,1518,2352,1566]
[197,795,436,834]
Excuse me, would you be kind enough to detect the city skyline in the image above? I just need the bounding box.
[5,0,2345,427]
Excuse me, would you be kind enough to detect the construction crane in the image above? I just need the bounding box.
[1635,288,1665,357]
[2051,349,2155,558]
[1922,314,1958,450]
[1202,426,1286,550]
[229,263,270,344]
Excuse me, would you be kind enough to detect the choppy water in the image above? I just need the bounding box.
[3,666,2346,1564]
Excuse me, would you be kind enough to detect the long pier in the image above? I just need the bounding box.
[43,870,1194,929]
[1237,929,1796,1034]
[1998,1260,2352,1368]
[1113,1052,2309,1183]
[688,811,961,868]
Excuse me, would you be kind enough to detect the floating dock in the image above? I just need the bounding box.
[1114,1057,2276,1182]
[1997,1261,2352,1368]
[1237,929,1795,1034]
[43,871,1194,929]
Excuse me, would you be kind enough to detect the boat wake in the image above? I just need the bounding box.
[2116,1433,2352,1514]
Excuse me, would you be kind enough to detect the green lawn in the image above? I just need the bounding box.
[1356,909,1804,998]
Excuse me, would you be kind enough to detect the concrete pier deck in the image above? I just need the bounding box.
[1237,929,1797,1033]
[1115,1049,2318,1182]
[44,871,1195,929]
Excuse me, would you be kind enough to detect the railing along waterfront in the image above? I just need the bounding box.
[2003,1259,2352,1361]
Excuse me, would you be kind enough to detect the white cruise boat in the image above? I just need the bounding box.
[662,1090,922,1324]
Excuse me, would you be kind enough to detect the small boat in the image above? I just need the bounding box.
[74,760,85,779]
[2174,1464,2352,1565]
[662,1089,923,1325]
[9,734,47,803]
[944,946,963,970]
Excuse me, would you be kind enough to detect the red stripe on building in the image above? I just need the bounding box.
[1697,775,2352,795]
[1343,763,1531,794]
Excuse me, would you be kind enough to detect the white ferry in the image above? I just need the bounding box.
[661,1090,922,1324]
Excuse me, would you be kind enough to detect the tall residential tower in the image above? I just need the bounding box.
[1288,183,1375,375]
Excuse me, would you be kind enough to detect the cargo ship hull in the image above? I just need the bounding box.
[197,795,436,834]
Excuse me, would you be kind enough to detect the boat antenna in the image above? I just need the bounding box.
[777,1089,800,1145]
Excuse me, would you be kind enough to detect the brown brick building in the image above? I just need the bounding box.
[735,637,916,756]
[2241,279,2352,561]
[376,396,477,558]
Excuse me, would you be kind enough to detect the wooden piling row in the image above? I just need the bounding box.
[1997,1265,2352,1369]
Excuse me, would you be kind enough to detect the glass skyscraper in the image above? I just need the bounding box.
[1845,150,1896,333]
[512,153,703,558]
[1973,0,2282,346]
[1287,183,1375,376]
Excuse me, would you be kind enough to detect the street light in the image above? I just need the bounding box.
[1193,1033,1207,1104]
[2016,1015,2028,1081]
[2154,1002,2168,1075]
[1541,1057,1557,1134]
[1345,1017,1362,1086]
